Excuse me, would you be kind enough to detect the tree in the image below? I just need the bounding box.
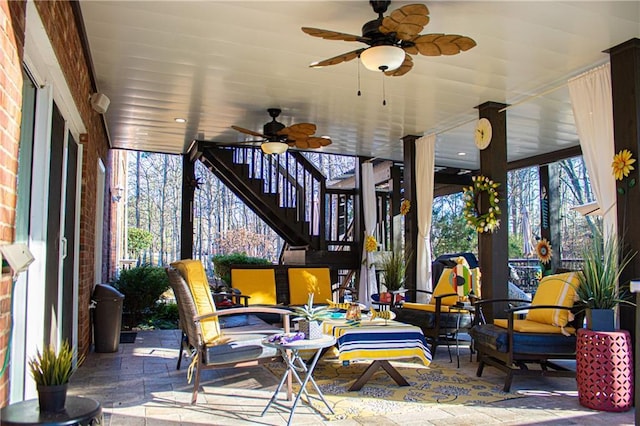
[128,227,153,259]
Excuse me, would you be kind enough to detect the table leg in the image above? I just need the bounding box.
[348,360,409,391]
[262,347,334,426]
[286,347,334,426]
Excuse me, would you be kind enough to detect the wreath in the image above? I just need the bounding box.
[463,175,501,233]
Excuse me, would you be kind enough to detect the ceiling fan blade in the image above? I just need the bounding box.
[301,27,364,42]
[284,132,310,143]
[280,123,317,136]
[380,4,430,41]
[307,137,332,148]
[413,33,477,56]
[310,48,365,68]
[385,54,413,77]
[294,138,310,149]
[231,125,267,138]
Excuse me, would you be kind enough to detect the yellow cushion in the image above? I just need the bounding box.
[231,268,277,305]
[526,272,579,327]
[288,268,332,305]
[494,319,576,335]
[430,268,458,306]
[171,259,220,344]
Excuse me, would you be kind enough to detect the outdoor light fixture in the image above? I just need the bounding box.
[360,45,405,72]
[261,142,288,155]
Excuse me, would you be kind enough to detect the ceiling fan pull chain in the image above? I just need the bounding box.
[357,57,362,97]
[382,72,387,106]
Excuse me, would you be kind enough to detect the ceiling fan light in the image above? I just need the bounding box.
[261,141,288,155]
[360,45,405,72]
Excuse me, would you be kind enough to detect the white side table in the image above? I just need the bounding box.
[261,334,336,425]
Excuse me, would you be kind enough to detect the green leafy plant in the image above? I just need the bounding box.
[28,341,81,386]
[112,264,170,328]
[127,227,153,258]
[378,248,410,292]
[211,252,271,285]
[293,293,330,322]
[575,231,636,310]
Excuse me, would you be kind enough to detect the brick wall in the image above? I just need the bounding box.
[33,2,110,361]
[0,0,25,407]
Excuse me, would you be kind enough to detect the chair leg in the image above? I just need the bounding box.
[177,332,186,370]
[503,371,514,392]
[476,357,485,377]
[191,357,203,405]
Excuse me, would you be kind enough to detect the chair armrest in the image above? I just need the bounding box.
[474,298,532,308]
[505,304,572,314]
[195,307,292,332]
[401,289,434,303]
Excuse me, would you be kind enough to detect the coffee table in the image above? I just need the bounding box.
[323,318,431,391]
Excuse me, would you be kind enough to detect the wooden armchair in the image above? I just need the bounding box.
[166,260,292,404]
[469,272,583,392]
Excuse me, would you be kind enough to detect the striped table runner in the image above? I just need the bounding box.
[323,319,432,366]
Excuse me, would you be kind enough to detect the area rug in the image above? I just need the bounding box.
[264,358,523,419]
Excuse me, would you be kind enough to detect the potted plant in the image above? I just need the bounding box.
[293,293,330,339]
[575,231,636,331]
[28,340,80,412]
[378,247,409,304]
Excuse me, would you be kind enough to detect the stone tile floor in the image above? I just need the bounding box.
[69,329,635,425]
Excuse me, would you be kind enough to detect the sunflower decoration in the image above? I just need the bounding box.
[365,235,378,253]
[612,149,637,196]
[612,149,636,181]
[462,175,501,233]
[536,238,553,265]
[400,199,411,216]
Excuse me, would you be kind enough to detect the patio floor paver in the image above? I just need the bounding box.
[67,329,635,425]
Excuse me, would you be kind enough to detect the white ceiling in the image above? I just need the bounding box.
[80,1,640,169]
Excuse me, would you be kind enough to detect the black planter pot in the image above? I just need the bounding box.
[37,383,68,412]
[586,308,615,332]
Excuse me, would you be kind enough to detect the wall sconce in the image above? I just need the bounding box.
[112,186,124,202]
[0,243,35,278]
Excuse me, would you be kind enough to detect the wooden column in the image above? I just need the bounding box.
[608,38,640,425]
[403,135,420,297]
[477,102,509,320]
[180,154,195,260]
[538,164,562,274]
[390,163,402,252]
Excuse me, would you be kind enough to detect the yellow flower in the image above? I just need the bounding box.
[536,238,553,264]
[612,149,636,181]
[400,199,411,216]
[365,235,377,252]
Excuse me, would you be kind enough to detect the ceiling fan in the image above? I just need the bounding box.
[302,1,476,76]
[231,108,332,154]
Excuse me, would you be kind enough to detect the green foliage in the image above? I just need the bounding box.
[146,302,180,329]
[293,293,331,322]
[211,252,271,285]
[431,213,477,257]
[378,248,409,291]
[28,340,81,386]
[113,264,170,327]
[128,227,153,257]
[508,235,524,259]
[575,231,636,310]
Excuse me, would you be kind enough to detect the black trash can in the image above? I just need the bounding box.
[92,284,124,353]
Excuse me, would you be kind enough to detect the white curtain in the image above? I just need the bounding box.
[568,63,617,237]
[415,134,436,303]
[358,162,378,306]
